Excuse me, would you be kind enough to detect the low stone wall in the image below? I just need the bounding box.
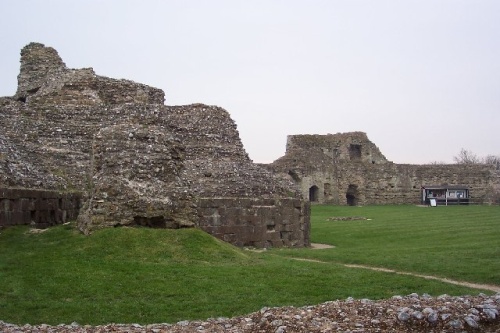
[0,189,311,249]
[0,188,81,229]
[197,198,310,248]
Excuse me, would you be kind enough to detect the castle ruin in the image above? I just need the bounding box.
[1,43,497,246]
[0,43,310,248]
[266,132,499,205]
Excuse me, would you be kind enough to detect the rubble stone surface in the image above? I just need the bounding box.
[1,294,499,332]
[0,42,309,247]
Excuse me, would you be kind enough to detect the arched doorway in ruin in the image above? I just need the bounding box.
[346,184,359,206]
[309,185,319,202]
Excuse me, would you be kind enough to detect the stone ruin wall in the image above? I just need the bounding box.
[268,133,499,205]
[0,42,310,248]
[0,188,80,229]
[3,42,495,250]
[284,132,389,165]
[294,163,495,205]
[197,198,310,248]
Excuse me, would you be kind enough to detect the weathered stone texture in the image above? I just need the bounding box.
[0,188,80,229]
[0,42,309,248]
[166,104,299,199]
[197,198,310,248]
[15,42,164,106]
[0,97,68,190]
[284,132,389,166]
[78,123,195,234]
[14,42,66,102]
[268,132,499,205]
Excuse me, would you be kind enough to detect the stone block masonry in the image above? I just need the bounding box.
[197,198,310,248]
[0,188,81,229]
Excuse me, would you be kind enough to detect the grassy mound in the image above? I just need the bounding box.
[1,205,498,325]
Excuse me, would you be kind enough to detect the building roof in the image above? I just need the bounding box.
[422,185,469,190]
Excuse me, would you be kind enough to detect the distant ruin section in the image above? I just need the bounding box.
[0,42,310,248]
[267,132,499,205]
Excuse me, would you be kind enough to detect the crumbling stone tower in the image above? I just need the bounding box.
[0,42,310,248]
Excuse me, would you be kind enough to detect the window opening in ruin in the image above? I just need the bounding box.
[309,185,319,202]
[346,184,359,206]
[349,144,362,160]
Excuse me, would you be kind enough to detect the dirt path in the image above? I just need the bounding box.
[290,253,500,293]
[310,243,335,249]
[343,263,500,293]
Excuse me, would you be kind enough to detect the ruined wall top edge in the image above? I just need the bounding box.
[283,132,389,164]
[13,42,165,105]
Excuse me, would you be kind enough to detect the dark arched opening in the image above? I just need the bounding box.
[346,184,359,206]
[309,185,319,202]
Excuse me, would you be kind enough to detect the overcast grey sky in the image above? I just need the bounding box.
[1,0,499,164]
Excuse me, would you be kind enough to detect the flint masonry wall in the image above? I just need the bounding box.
[294,162,495,205]
[269,133,499,205]
[0,188,81,229]
[1,42,310,248]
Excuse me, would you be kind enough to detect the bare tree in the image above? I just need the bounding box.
[453,150,500,204]
[453,149,500,169]
[484,155,500,170]
[453,148,481,164]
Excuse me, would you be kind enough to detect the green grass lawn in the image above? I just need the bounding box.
[0,205,499,325]
[274,205,500,285]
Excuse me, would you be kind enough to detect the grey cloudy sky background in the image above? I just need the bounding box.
[1,0,499,164]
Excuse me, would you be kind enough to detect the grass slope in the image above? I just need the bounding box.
[0,205,498,325]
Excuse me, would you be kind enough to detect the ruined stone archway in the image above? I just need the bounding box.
[309,185,319,202]
[346,184,359,206]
